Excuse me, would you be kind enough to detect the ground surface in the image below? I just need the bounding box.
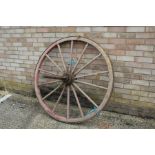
[0,93,155,129]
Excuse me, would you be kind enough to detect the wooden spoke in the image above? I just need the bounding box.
[75,80,108,90]
[57,44,67,71]
[71,43,88,74]
[39,68,57,76]
[71,85,84,118]
[69,40,74,71]
[74,53,102,75]
[76,71,108,79]
[45,54,63,73]
[42,75,66,80]
[39,80,60,86]
[73,83,98,108]
[42,83,62,101]
[67,86,70,119]
[52,85,66,112]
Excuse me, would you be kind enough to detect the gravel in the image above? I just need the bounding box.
[0,93,155,129]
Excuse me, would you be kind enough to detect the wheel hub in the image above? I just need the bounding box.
[62,73,74,86]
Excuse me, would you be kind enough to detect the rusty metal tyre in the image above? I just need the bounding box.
[34,36,113,123]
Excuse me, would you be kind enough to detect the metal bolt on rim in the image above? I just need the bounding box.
[34,36,113,123]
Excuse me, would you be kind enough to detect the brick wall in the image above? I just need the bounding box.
[0,26,155,118]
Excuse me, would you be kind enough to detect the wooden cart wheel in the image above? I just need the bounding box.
[34,36,113,123]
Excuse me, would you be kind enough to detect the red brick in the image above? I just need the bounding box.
[118,33,136,38]
[126,39,144,45]
[101,44,115,49]
[115,44,127,50]
[108,50,125,56]
[133,68,151,75]
[122,94,139,100]
[37,27,50,32]
[144,51,155,57]
[62,27,76,32]
[145,39,155,45]
[108,27,126,32]
[135,57,153,63]
[145,27,155,32]
[126,27,145,32]
[84,32,102,39]
[117,56,134,62]
[135,45,154,51]
[91,27,107,32]
[136,33,155,38]
[76,27,91,32]
[114,88,131,94]
[108,38,126,44]
[126,45,136,51]
[102,32,117,38]
[132,80,149,86]
[140,97,155,103]
[126,51,144,56]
